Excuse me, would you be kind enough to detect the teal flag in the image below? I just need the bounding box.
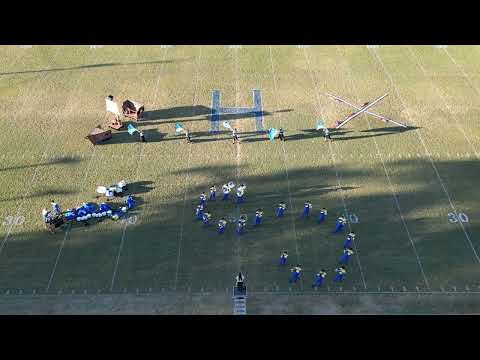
[268,128,278,141]
[127,123,138,135]
[175,123,184,134]
[316,120,325,130]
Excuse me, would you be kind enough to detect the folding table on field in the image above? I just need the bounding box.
[85,126,112,145]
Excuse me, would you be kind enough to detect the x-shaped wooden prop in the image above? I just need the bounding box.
[326,93,408,129]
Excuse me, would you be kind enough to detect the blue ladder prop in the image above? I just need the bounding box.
[210,89,264,133]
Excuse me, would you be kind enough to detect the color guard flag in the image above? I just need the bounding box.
[268,128,278,141]
[175,123,184,134]
[127,124,139,135]
[223,121,233,131]
[316,120,326,130]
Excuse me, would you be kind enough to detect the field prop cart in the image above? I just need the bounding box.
[86,125,112,145]
[45,214,65,233]
[105,96,123,130]
[96,180,128,200]
[122,99,144,121]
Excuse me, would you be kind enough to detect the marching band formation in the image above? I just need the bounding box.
[194,179,358,286]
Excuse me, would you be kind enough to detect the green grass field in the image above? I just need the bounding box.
[1,45,480,314]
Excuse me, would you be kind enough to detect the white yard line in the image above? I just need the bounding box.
[234,47,242,273]
[110,47,171,291]
[406,46,480,159]
[45,225,71,291]
[268,46,303,288]
[443,48,480,99]
[0,47,64,257]
[46,46,139,292]
[335,46,430,289]
[46,152,104,291]
[370,48,480,264]
[302,47,367,289]
[173,47,203,290]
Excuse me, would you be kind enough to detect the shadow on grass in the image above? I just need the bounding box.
[127,181,155,195]
[0,155,83,172]
[143,107,293,122]
[360,126,421,133]
[143,106,211,120]
[333,126,419,141]
[0,159,479,305]
[95,128,165,145]
[0,189,78,203]
[0,58,192,76]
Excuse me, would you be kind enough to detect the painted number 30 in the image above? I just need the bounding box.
[3,216,25,226]
[448,212,469,223]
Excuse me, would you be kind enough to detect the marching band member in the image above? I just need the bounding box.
[289,265,302,283]
[302,200,312,218]
[276,201,287,218]
[344,232,355,249]
[195,204,204,221]
[318,207,328,224]
[222,183,231,201]
[279,251,288,266]
[312,270,327,288]
[217,218,227,234]
[202,211,211,227]
[254,209,263,226]
[339,248,354,265]
[333,215,347,233]
[209,185,216,201]
[199,192,207,206]
[334,266,347,282]
[237,215,247,235]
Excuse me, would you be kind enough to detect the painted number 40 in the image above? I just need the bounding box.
[448,212,469,223]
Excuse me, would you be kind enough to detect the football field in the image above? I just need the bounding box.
[1,45,480,314]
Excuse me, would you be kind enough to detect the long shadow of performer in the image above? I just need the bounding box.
[96,127,166,145]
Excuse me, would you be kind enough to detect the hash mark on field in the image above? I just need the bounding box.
[110,46,171,291]
[443,47,480,99]
[302,47,367,289]
[174,46,202,291]
[406,46,479,160]
[268,46,303,289]
[0,47,63,259]
[370,47,480,266]
[337,45,430,289]
[110,224,128,291]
